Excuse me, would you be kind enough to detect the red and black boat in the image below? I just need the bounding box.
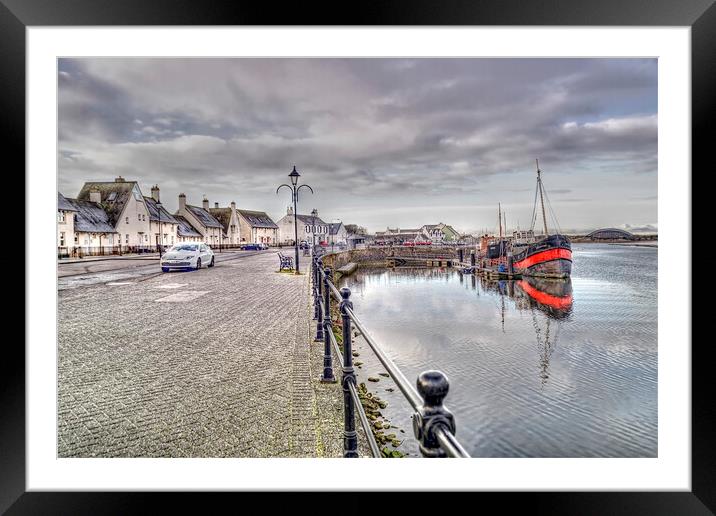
[511,160,572,278]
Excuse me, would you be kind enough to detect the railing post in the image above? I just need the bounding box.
[413,370,456,458]
[314,262,324,342]
[340,287,358,457]
[312,255,319,320]
[320,268,336,383]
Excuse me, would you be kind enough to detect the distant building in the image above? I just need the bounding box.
[77,176,152,248]
[144,185,179,248]
[209,201,241,245]
[174,194,224,246]
[586,228,635,241]
[237,209,279,245]
[276,207,329,245]
[420,223,460,243]
[375,227,422,244]
[328,221,348,247]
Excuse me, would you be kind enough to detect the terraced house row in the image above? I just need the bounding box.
[58,176,279,257]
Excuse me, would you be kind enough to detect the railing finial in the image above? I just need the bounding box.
[413,370,456,458]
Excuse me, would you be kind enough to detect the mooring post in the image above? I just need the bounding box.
[315,261,324,342]
[507,252,514,274]
[470,250,476,268]
[320,268,336,383]
[340,287,358,457]
[413,370,456,458]
[458,247,464,264]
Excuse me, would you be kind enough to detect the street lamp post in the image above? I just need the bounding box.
[156,200,163,259]
[310,208,318,256]
[277,166,313,273]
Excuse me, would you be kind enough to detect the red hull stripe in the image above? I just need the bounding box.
[518,280,573,310]
[514,247,572,270]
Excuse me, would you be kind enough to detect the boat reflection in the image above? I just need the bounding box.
[474,274,573,386]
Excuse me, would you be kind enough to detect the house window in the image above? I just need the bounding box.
[84,237,89,245]
[142,214,146,221]
[144,234,148,242]
[171,236,174,244]
[126,217,129,224]
[125,234,129,244]
[138,214,141,221]
[59,232,65,246]
[108,235,113,245]
[74,234,79,244]
[58,211,65,223]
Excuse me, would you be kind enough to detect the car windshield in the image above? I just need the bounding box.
[170,244,198,252]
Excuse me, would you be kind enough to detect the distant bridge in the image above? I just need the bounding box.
[585,228,635,240]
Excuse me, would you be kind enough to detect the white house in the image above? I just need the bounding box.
[237,209,279,244]
[174,194,224,246]
[64,197,118,253]
[145,185,179,248]
[208,201,242,245]
[57,193,77,256]
[327,221,348,247]
[174,216,203,243]
[77,176,152,249]
[276,207,329,245]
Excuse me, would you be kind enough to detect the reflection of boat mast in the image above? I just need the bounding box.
[532,308,559,387]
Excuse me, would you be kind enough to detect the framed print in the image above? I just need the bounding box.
[6,0,712,513]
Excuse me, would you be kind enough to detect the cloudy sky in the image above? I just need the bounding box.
[58,58,657,234]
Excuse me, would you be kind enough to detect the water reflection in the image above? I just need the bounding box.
[471,274,573,386]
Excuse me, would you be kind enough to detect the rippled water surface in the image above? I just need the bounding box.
[340,243,657,457]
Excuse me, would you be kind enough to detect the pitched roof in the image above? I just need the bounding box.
[328,222,344,235]
[186,205,223,229]
[295,214,328,225]
[237,209,278,229]
[174,215,202,238]
[65,198,117,233]
[58,192,77,212]
[77,180,142,227]
[208,207,234,232]
[144,196,178,224]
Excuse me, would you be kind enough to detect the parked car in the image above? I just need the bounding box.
[161,243,215,272]
[258,242,269,250]
[242,243,262,250]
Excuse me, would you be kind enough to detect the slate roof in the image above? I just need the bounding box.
[144,196,178,224]
[58,192,77,212]
[237,209,278,229]
[174,215,202,238]
[208,207,234,233]
[295,214,328,225]
[186,205,223,229]
[65,198,117,233]
[77,181,141,227]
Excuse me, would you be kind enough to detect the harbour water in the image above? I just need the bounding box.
[340,243,657,457]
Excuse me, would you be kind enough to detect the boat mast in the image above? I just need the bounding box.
[498,203,503,239]
[536,159,549,236]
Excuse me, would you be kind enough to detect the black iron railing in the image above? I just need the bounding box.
[311,254,470,458]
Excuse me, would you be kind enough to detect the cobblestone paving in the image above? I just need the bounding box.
[58,252,344,457]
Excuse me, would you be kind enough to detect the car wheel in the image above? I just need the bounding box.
[196,258,202,270]
[162,267,169,273]
[208,256,215,268]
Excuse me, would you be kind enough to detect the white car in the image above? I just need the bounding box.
[161,243,215,272]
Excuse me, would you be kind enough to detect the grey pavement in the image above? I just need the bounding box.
[57,251,355,457]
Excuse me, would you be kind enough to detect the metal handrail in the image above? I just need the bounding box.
[312,255,470,458]
[321,297,382,458]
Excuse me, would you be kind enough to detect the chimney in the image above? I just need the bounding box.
[202,196,209,210]
[178,193,186,211]
[313,209,318,216]
[214,202,219,209]
[151,184,160,202]
[114,176,125,183]
[89,189,101,204]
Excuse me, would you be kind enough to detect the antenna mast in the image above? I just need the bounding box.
[536,159,549,236]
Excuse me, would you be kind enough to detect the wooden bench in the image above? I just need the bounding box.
[278,252,294,271]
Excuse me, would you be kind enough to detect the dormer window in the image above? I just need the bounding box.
[126,217,129,224]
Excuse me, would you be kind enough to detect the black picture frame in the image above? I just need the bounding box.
[5,0,710,513]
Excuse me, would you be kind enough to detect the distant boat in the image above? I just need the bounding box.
[511,160,572,278]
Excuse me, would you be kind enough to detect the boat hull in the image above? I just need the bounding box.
[513,234,572,278]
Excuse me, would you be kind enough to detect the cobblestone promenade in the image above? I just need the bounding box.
[58,252,352,457]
